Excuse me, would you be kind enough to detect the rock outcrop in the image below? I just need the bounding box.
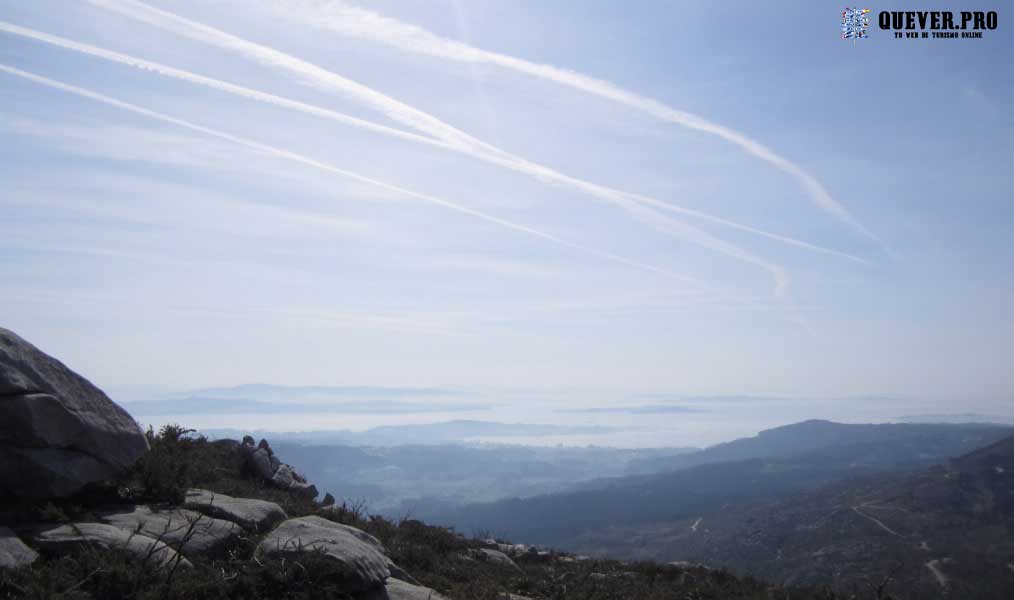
[31,522,191,570]
[238,436,318,499]
[490,541,535,557]
[98,506,240,556]
[0,527,38,570]
[0,328,148,498]
[258,516,390,593]
[184,489,287,533]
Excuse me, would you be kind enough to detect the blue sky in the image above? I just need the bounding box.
[1,1,1011,415]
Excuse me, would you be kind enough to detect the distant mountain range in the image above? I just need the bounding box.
[621,418,1013,474]
[187,384,463,398]
[419,421,1014,554]
[894,412,1014,425]
[124,397,491,416]
[122,384,488,415]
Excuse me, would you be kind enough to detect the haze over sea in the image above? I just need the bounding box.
[118,385,1012,449]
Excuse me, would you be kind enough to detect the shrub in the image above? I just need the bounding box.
[126,424,201,505]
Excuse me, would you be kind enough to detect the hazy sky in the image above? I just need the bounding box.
[1,1,1011,411]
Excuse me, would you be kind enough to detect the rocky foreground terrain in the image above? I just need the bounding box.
[0,327,940,599]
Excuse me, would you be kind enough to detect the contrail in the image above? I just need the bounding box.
[72,3,860,292]
[0,64,708,290]
[0,21,447,151]
[84,0,498,156]
[249,0,881,242]
[1,20,863,269]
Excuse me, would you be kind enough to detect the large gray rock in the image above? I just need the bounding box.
[184,489,287,532]
[31,522,191,570]
[258,516,389,592]
[0,526,38,570]
[0,328,148,498]
[98,505,240,556]
[245,444,275,480]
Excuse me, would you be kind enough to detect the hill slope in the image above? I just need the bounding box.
[570,434,1014,599]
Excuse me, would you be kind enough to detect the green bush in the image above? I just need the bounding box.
[126,424,201,505]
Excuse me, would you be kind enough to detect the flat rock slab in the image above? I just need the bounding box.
[386,559,419,585]
[470,547,522,572]
[184,489,287,532]
[0,526,38,570]
[31,522,191,570]
[360,578,449,600]
[98,505,240,556]
[259,516,389,593]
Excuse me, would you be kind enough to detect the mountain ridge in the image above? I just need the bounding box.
[419,420,1013,549]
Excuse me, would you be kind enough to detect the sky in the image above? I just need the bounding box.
[1,1,1011,428]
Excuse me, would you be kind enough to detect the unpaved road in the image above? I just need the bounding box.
[851,505,904,537]
[925,559,949,588]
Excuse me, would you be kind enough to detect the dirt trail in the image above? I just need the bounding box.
[851,505,904,537]
[925,559,949,588]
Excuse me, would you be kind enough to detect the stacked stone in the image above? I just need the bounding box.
[238,436,319,499]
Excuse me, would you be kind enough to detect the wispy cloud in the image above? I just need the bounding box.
[0,115,407,204]
[244,0,881,243]
[0,286,471,337]
[2,159,373,240]
[0,64,705,290]
[555,405,703,415]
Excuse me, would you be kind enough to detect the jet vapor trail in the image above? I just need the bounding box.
[84,0,499,157]
[0,64,708,291]
[251,0,881,242]
[1,19,860,271]
[72,2,862,293]
[0,22,447,151]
